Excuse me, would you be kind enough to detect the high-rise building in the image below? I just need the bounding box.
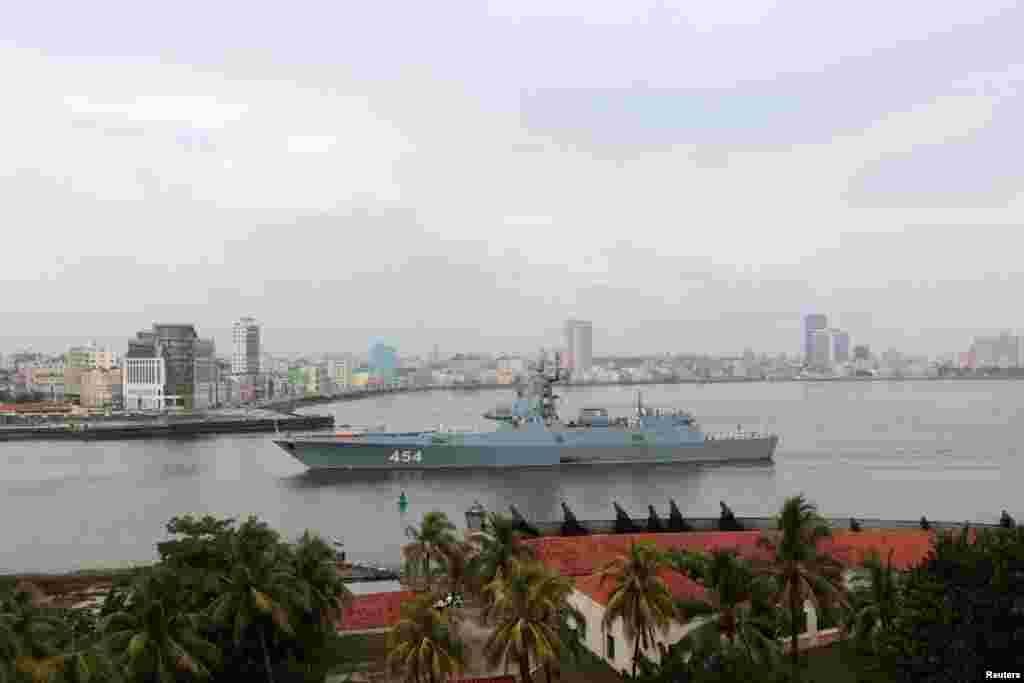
[811,330,833,367]
[124,324,218,410]
[370,342,397,384]
[564,319,593,376]
[832,330,851,363]
[232,317,261,376]
[803,314,828,363]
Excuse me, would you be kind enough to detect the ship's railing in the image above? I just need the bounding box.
[705,431,775,441]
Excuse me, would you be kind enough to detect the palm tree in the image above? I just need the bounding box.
[481,560,576,683]
[386,594,465,683]
[290,530,353,626]
[467,512,537,595]
[0,584,76,683]
[207,518,300,683]
[668,548,782,670]
[403,511,459,591]
[548,601,588,683]
[757,494,849,683]
[101,568,220,681]
[845,548,900,653]
[438,539,475,599]
[596,541,678,677]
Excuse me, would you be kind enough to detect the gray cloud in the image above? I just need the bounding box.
[2,2,1023,357]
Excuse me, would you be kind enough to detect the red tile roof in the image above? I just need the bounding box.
[822,530,936,571]
[528,528,941,577]
[526,532,768,576]
[337,591,416,632]
[574,566,707,607]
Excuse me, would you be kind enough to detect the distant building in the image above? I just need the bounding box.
[810,330,833,368]
[565,319,593,376]
[370,343,397,384]
[495,368,517,384]
[231,317,261,376]
[192,338,218,410]
[123,357,166,410]
[81,368,123,410]
[327,357,353,391]
[497,356,526,373]
[971,331,1020,369]
[65,344,117,405]
[351,369,370,388]
[832,330,851,363]
[803,314,828,363]
[124,324,219,410]
[66,343,117,372]
[30,365,65,401]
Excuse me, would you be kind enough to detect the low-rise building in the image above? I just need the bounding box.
[29,366,66,400]
[525,529,936,673]
[81,368,123,410]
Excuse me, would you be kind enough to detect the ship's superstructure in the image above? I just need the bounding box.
[274,353,778,469]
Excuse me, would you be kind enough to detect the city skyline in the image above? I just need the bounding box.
[2,2,1023,358]
[3,315,1024,360]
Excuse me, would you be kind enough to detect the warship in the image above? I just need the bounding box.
[274,354,778,470]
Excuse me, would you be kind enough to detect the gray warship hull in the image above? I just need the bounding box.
[274,431,778,470]
[274,354,779,471]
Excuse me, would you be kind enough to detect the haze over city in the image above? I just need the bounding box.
[3,1,1024,356]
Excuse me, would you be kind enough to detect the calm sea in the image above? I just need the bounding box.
[2,380,1022,574]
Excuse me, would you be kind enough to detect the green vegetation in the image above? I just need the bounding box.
[5,498,1024,683]
[667,548,782,673]
[875,525,1024,682]
[757,495,849,683]
[481,560,578,683]
[1,514,356,683]
[596,542,678,677]
[386,594,465,683]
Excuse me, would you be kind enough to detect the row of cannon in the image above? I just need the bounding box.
[495,502,1017,537]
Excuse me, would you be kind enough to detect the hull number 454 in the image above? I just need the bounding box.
[390,450,423,463]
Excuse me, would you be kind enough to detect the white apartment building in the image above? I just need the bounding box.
[123,357,166,411]
[231,317,261,376]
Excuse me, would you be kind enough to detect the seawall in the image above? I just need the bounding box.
[0,414,334,442]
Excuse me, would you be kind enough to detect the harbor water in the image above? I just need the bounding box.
[2,380,1023,574]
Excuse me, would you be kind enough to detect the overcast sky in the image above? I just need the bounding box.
[2,1,1023,357]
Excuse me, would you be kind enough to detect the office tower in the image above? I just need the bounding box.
[564,319,593,375]
[803,314,828,363]
[232,317,261,376]
[123,324,217,410]
[370,342,397,384]
[832,330,851,363]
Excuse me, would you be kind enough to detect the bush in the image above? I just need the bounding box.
[881,527,1024,682]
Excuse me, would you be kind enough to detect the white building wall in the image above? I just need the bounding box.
[123,358,166,410]
[568,590,698,674]
[569,588,820,674]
